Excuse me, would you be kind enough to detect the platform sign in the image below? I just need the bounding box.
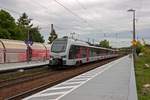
[25,40,33,45]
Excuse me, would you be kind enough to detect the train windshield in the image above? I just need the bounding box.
[51,39,67,53]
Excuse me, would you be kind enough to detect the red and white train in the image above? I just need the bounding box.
[0,39,50,64]
[49,37,119,67]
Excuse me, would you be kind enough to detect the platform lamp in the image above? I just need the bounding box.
[127,9,137,60]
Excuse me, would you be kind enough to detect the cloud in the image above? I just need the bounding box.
[0,0,150,47]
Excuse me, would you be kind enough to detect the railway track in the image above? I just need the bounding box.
[0,67,51,86]
[0,57,121,100]
[0,70,57,88]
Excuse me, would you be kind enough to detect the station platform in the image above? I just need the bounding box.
[24,55,137,100]
[0,60,49,72]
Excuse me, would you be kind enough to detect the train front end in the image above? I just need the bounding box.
[49,38,68,67]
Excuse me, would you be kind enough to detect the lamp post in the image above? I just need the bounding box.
[127,9,136,59]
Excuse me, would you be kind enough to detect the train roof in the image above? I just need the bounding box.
[87,45,118,51]
[58,37,118,52]
[67,38,89,46]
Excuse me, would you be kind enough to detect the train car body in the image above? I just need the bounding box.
[49,37,119,67]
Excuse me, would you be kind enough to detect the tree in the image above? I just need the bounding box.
[48,24,57,44]
[29,27,44,43]
[99,40,111,48]
[17,13,32,40]
[17,13,44,43]
[0,11,33,40]
[0,9,18,39]
[0,10,44,42]
[17,13,33,29]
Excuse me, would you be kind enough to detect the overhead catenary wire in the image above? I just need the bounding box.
[74,0,105,41]
[35,0,101,31]
[53,0,104,33]
[31,0,104,33]
[53,0,87,23]
[29,0,87,31]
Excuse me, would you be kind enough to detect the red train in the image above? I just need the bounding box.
[0,39,50,64]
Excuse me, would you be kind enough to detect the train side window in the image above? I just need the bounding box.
[93,48,97,56]
[100,49,106,56]
[69,45,75,59]
[99,49,103,56]
[96,48,99,56]
[69,45,80,59]
[81,47,87,58]
[107,50,110,54]
[90,48,93,57]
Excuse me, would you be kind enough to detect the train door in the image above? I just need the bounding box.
[81,47,87,63]
[76,46,82,64]
[69,45,80,65]
[86,47,89,62]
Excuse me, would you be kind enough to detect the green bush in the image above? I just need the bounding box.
[136,41,144,55]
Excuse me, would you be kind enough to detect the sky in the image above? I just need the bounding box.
[0,0,150,47]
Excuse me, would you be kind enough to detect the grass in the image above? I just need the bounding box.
[135,53,150,100]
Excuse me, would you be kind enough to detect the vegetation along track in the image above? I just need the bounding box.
[0,56,122,100]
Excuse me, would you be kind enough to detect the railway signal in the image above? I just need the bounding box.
[131,40,137,46]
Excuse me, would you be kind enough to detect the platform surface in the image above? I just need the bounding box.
[24,55,137,100]
[0,60,49,71]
